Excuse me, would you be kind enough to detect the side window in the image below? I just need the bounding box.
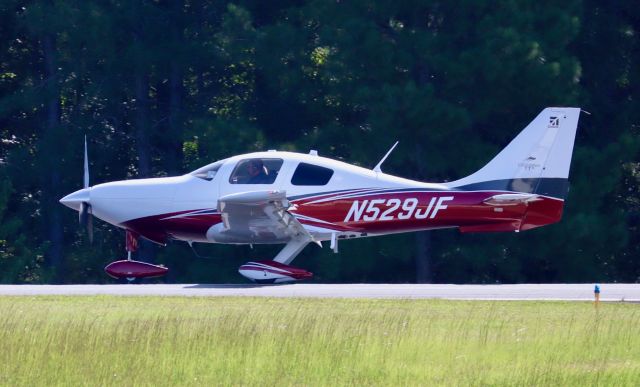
[191,160,226,181]
[291,162,334,186]
[230,158,283,184]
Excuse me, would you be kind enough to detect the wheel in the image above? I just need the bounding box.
[254,279,277,284]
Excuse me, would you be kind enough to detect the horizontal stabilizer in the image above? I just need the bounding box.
[483,193,541,206]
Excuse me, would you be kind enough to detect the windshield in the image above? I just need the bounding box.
[190,159,228,181]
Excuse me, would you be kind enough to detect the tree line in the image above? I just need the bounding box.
[0,0,637,283]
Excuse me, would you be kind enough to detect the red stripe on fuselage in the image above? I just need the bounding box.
[291,190,563,233]
[121,190,564,244]
[122,209,222,244]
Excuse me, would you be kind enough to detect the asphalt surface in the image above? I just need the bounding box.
[0,283,637,300]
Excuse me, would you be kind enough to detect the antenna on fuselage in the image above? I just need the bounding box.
[373,141,399,173]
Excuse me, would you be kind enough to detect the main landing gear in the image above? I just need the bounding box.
[104,230,168,282]
[238,238,313,283]
[103,232,316,284]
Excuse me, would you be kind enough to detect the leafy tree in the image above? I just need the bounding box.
[0,0,637,283]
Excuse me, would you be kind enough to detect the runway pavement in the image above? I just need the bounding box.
[0,283,638,300]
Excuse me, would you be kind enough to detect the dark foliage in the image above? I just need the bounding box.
[0,0,637,283]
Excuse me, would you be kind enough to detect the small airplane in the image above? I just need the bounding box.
[60,107,581,283]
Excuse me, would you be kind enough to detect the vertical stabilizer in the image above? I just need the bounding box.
[447,107,581,199]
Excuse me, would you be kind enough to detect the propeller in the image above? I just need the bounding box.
[78,136,94,243]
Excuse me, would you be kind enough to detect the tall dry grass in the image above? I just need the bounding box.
[0,296,639,386]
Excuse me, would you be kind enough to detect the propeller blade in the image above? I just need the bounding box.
[87,208,94,244]
[79,201,94,243]
[83,135,89,188]
[80,137,93,243]
[79,202,88,227]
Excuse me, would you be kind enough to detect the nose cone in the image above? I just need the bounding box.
[59,187,90,211]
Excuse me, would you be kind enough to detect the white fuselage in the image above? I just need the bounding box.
[61,151,447,245]
[58,108,580,282]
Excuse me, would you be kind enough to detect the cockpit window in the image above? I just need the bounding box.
[230,158,283,184]
[291,162,334,186]
[190,159,227,181]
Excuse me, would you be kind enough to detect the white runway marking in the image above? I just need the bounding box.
[0,283,638,301]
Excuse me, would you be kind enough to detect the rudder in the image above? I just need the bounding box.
[447,107,581,199]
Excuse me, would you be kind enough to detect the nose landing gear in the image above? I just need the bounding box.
[104,230,168,282]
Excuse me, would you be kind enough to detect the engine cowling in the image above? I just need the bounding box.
[238,260,313,283]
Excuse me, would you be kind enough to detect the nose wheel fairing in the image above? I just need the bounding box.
[104,260,168,280]
[104,230,169,281]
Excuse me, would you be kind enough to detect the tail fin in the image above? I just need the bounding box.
[447,107,581,199]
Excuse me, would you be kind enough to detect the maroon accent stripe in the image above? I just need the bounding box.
[288,188,376,202]
[293,190,564,234]
[122,209,222,244]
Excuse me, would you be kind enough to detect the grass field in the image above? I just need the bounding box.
[1,297,639,386]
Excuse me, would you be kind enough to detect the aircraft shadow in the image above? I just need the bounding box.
[183,283,292,289]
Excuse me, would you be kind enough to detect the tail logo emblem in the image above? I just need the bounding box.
[548,116,560,128]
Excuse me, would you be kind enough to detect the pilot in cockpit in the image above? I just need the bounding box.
[246,159,270,184]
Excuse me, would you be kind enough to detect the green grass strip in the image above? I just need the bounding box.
[1,296,639,386]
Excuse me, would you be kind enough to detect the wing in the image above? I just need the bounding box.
[217,190,312,243]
